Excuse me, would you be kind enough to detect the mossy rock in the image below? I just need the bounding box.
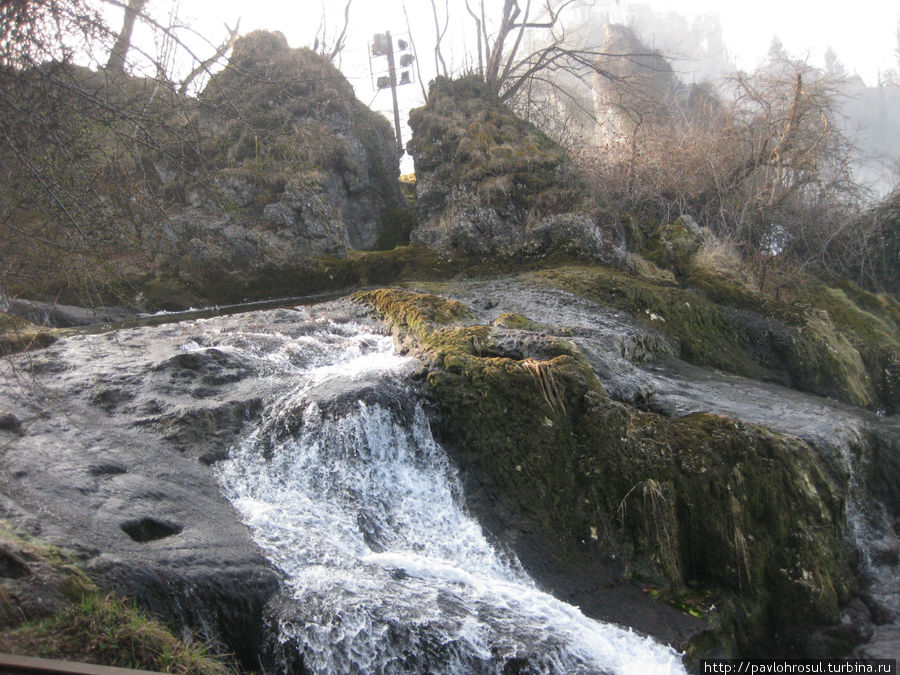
[0,522,234,673]
[0,312,56,355]
[375,206,417,250]
[538,263,900,412]
[492,312,540,330]
[646,216,704,276]
[532,265,762,377]
[406,75,609,258]
[353,287,856,656]
[409,76,579,216]
[685,264,900,412]
[625,252,678,285]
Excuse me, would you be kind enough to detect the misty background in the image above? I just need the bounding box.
[107,0,900,194]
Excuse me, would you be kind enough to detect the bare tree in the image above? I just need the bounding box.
[106,0,148,74]
[577,39,874,289]
[178,19,240,94]
[313,0,353,63]
[429,0,449,78]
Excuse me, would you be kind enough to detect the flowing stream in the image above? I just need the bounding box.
[215,319,685,674]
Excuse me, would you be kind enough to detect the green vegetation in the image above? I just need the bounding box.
[0,523,235,674]
[2,595,232,675]
[408,75,583,218]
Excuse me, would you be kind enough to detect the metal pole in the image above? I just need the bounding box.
[385,31,404,155]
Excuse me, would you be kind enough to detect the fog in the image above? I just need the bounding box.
[108,0,899,191]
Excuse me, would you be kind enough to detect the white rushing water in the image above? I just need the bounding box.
[215,317,685,674]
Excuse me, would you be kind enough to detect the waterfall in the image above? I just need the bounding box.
[215,319,685,674]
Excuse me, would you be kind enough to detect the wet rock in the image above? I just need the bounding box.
[0,544,32,578]
[90,387,135,413]
[0,411,21,434]
[142,398,263,463]
[354,283,900,658]
[152,348,253,387]
[4,298,138,328]
[120,517,183,543]
[870,536,900,565]
[0,311,303,668]
[801,599,874,658]
[87,463,127,477]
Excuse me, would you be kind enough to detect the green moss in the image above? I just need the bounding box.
[0,522,234,673]
[685,264,789,320]
[353,288,473,332]
[533,265,762,377]
[352,286,854,656]
[535,262,899,412]
[795,281,900,412]
[684,263,899,411]
[625,252,678,285]
[645,218,703,276]
[492,312,539,330]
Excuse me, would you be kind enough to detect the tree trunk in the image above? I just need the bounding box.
[106,0,148,74]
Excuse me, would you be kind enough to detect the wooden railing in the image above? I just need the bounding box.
[0,653,162,674]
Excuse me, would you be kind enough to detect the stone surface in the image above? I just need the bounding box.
[407,76,625,262]
[356,278,900,659]
[0,312,299,667]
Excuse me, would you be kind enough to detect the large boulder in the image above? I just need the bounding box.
[2,36,405,308]
[407,76,624,261]
[145,32,404,295]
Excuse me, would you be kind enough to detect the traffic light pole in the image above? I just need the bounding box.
[385,31,403,155]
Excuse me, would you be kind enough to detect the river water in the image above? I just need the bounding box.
[214,319,685,673]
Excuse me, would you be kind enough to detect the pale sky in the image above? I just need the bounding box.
[650,0,898,83]
[117,0,899,170]
[156,0,898,86]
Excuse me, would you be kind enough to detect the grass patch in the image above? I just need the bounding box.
[0,522,235,674]
[1,594,233,674]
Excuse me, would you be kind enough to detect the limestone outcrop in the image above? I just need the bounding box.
[407,76,624,262]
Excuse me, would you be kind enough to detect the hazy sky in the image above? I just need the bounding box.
[162,0,898,86]
[651,0,898,83]
[119,0,898,170]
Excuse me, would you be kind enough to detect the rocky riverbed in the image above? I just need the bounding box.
[1,272,897,669]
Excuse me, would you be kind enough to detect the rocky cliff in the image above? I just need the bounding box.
[145,31,405,302]
[407,76,624,261]
[1,31,405,310]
